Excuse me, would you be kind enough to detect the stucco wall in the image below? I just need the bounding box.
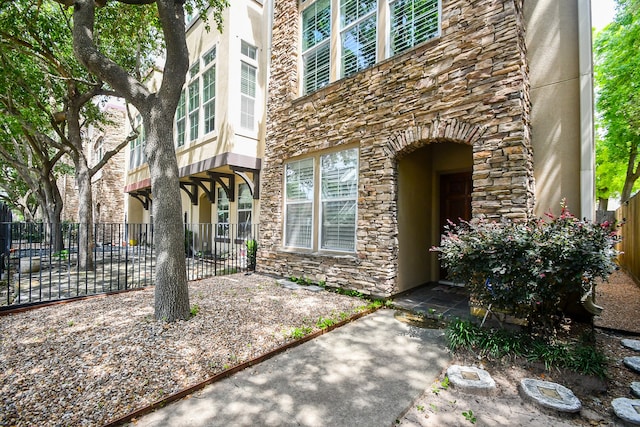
[524,0,591,217]
[259,0,535,296]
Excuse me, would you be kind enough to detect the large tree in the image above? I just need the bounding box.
[56,0,228,321]
[594,0,640,204]
[0,1,162,268]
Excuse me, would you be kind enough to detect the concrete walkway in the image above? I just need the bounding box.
[130,310,450,427]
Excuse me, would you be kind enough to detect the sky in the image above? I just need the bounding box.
[591,0,617,31]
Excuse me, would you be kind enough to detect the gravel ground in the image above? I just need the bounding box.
[595,268,640,334]
[0,274,366,427]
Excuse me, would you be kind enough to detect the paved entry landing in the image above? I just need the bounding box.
[393,283,471,320]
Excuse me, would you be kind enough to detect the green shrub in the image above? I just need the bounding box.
[246,239,258,271]
[433,204,620,334]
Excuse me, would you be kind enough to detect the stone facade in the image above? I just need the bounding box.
[258,0,535,296]
[59,105,126,225]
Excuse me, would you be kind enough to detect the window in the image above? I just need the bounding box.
[129,116,146,169]
[320,149,358,251]
[340,0,377,77]
[188,69,199,142]
[175,47,217,146]
[238,183,253,239]
[93,137,104,167]
[216,186,230,238]
[390,0,440,55]
[284,158,315,248]
[203,66,216,134]
[176,90,186,147]
[302,0,331,95]
[203,47,216,134]
[300,0,441,94]
[284,148,358,252]
[240,41,258,131]
[241,40,257,60]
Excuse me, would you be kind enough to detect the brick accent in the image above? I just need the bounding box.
[259,0,535,296]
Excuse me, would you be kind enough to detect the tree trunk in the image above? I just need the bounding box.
[68,0,191,321]
[67,97,94,271]
[597,197,609,211]
[40,175,64,252]
[145,109,190,321]
[76,163,94,270]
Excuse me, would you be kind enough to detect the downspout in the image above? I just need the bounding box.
[578,0,595,220]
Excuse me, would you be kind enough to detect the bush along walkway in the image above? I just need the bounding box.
[615,339,640,424]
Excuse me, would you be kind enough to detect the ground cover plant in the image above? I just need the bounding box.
[433,204,621,335]
[445,319,608,378]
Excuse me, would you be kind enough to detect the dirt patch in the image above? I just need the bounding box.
[399,269,640,426]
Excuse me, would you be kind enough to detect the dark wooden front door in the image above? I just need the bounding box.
[439,172,472,280]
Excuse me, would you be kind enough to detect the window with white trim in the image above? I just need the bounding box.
[216,186,230,238]
[93,137,104,167]
[202,47,217,134]
[300,0,441,95]
[129,115,146,170]
[390,0,440,55]
[188,63,200,142]
[284,158,314,248]
[240,41,258,131]
[238,183,253,239]
[340,0,377,78]
[176,90,186,147]
[302,0,331,95]
[175,46,216,146]
[284,148,358,252]
[320,149,358,251]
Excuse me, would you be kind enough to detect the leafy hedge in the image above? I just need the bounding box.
[432,205,621,333]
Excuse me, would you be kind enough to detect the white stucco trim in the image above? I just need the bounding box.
[579,0,595,220]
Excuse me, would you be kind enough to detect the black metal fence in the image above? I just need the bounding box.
[0,222,259,310]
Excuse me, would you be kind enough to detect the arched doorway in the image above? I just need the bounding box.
[397,142,473,292]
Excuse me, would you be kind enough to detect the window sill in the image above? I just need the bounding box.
[276,247,357,260]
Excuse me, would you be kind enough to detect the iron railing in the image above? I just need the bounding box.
[0,222,259,310]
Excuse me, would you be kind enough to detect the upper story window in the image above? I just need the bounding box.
[390,0,440,55]
[129,115,146,170]
[176,91,186,147]
[202,47,217,134]
[175,46,217,147]
[240,41,258,131]
[340,0,377,77]
[300,0,441,95]
[302,0,331,94]
[93,137,104,167]
[187,63,200,142]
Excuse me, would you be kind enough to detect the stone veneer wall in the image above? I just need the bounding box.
[259,0,534,296]
[59,108,126,225]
